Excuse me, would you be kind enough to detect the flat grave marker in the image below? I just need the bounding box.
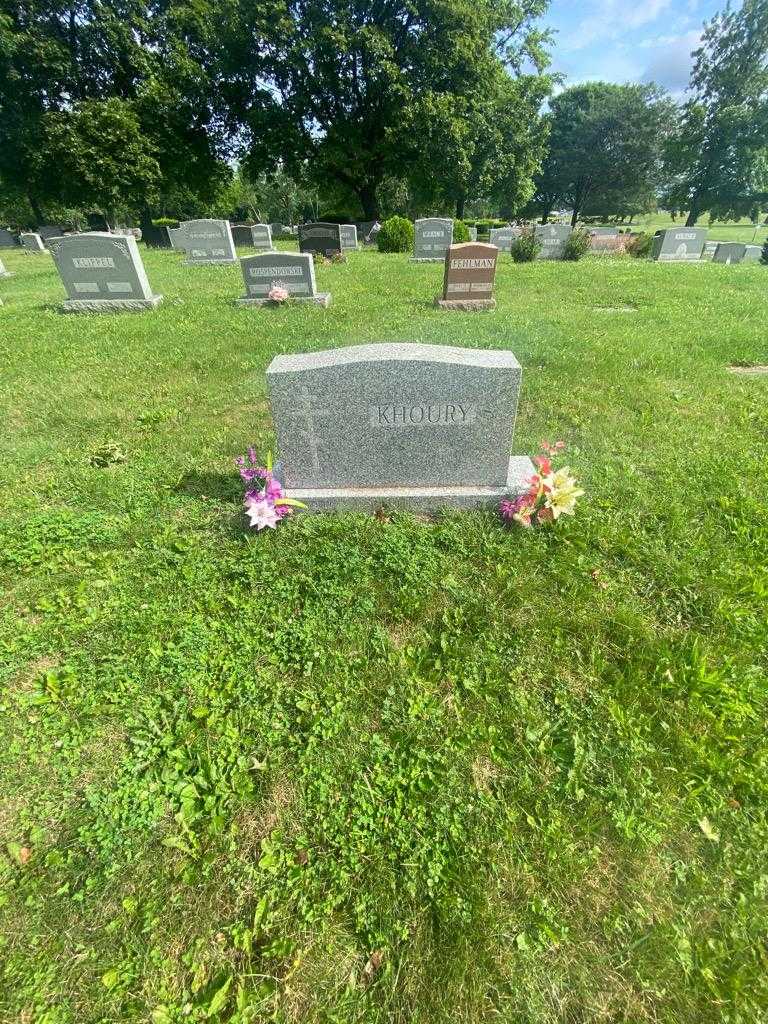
[436,242,498,310]
[236,251,330,307]
[267,342,533,511]
[48,232,162,312]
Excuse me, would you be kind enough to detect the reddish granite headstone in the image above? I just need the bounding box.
[436,242,498,310]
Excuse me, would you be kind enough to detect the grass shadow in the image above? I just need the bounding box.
[175,470,242,503]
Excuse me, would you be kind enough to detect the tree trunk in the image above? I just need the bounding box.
[28,194,44,224]
[570,205,580,228]
[540,208,551,224]
[356,184,379,220]
[455,193,466,220]
[685,200,700,227]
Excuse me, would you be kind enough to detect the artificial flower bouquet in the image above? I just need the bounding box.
[235,449,306,530]
[500,441,583,527]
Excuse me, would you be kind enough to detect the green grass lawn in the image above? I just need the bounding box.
[1,246,767,1024]
[602,213,768,245]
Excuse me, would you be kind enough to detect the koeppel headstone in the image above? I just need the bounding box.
[340,224,359,251]
[436,242,498,310]
[534,223,572,260]
[20,233,46,253]
[48,232,162,312]
[236,251,330,307]
[0,228,18,249]
[180,219,237,264]
[413,218,453,261]
[266,342,533,512]
[489,226,521,252]
[298,222,343,257]
[651,228,707,262]
[713,242,746,265]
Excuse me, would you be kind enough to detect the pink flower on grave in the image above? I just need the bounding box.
[245,495,281,530]
[499,440,582,529]
[268,283,289,303]
[236,447,307,530]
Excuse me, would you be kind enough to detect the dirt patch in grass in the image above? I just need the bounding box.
[727,364,768,375]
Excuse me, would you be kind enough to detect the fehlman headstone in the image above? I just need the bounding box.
[413,218,453,261]
[651,228,707,262]
[266,342,533,511]
[180,219,237,264]
[436,242,498,310]
[534,224,572,260]
[48,232,162,312]
[236,251,330,307]
[298,222,343,257]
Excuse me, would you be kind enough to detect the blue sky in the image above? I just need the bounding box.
[540,0,726,96]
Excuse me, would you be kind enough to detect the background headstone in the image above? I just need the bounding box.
[468,226,478,241]
[713,242,746,265]
[231,224,255,247]
[86,213,111,232]
[743,244,762,264]
[37,225,67,245]
[340,224,358,251]
[20,233,46,253]
[180,219,237,264]
[141,224,172,249]
[168,226,185,250]
[0,228,18,248]
[413,218,453,261]
[489,226,521,252]
[701,240,719,260]
[298,222,343,257]
[48,232,162,312]
[534,223,572,260]
[650,228,707,261]
[250,224,274,251]
[236,251,330,307]
[0,255,11,278]
[267,342,533,511]
[436,242,498,310]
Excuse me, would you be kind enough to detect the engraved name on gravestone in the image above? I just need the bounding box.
[436,243,498,310]
[266,342,533,511]
[534,224,571,260]
[489,226,521,252]
[340,224,358,251]
[20,233,46,253]
[236,251,330,307]
[0,228,19,248]
[181,219,237,264]
[298,222,343,257]
[651,228,707,262]
[413,218,453,261]
[48,232,162,312]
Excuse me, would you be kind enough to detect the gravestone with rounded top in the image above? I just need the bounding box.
[534,223,572,260]
[48,232,162,312]
[340,224,359,251]
[20,233,46,253]
[436,242,498,310]
[250,224,274,251]
[489,226,521,252]
[236,251,330,307]
[651,228,707,261]
[298,222,343,257]
[0,228,18,248]
[413,218,453,261]
[180,219,236,264]
[266,342,533,512]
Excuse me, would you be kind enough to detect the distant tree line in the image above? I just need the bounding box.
[0,0,766,228]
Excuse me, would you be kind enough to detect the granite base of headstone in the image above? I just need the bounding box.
[412,218,453,261]
[236,252,330,307]
[49,232,162,313]
[435,243,498,311]
[266,342,532,512]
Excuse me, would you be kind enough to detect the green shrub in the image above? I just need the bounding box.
[562,228,591,261]
[377,215,414,253]
[452,219,470,243]
[152,217,179,227]
[761,239,768,265]
[626,232,654,259]
[510,230,541,263]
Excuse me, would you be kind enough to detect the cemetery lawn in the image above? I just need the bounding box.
[2,246,768,1024]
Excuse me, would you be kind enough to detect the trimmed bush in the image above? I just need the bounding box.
[626,232,654,259]
[377,215,414,253]
[562,228,591,261]
[510,230,541,263]
[452,219,470,243]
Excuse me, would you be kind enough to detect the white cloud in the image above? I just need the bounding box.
[562,0,675,52]
[640,29,702,92]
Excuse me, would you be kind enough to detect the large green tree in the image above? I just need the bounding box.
[235,0,553,218]
[662,0,768,226]
[529,82,675,225]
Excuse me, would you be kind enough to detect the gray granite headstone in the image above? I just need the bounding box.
[701,240,719,260]
[743,244,762,264]
[713,242,746,265]
[468,226,478,241]
[236,251,329,307]
[20,233,46,253]
[534,224,572,260]
[340,224,358,251]
[168,226,185,250]
[298,222,343,257]
[141,224,172,249]
[231,224,255,247]
[489,226,521,252]
[250,224,274,251]
[267,342,533,512]
[0,228,18,248]
[180,219,237,264]
[37,225,67,244]
[48,232,162,312]
[651,228,707,261]
[413,218,453,261]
